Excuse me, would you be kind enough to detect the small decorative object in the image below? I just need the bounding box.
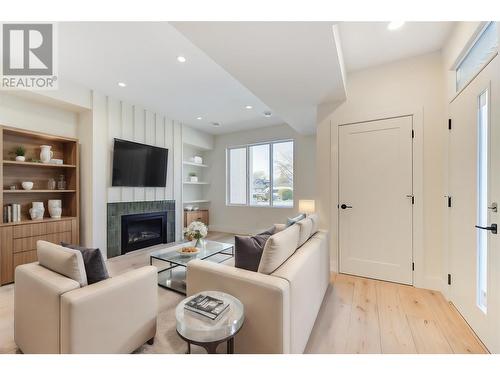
[183,221,208,248]
[29,202,45,220]
[188,172,198,183]
[9,185,17,190]
[39,145,53,163]
[193,206,199,211]
[193,156,203,164]
[15,146,26,162]
[298,200,316,216]
[177,246,200,257]
[57,174,67,190]
[185,205,194,211]
[47,178,56,190]
[48,199,62,218]
[21,181,34,190]
[50,158,63,165]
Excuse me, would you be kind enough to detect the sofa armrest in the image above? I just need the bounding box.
[60,266,157,354]
[187,259,290,353]
[15,263,81,354]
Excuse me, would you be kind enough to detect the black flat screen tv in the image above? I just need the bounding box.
[112,139,168,187]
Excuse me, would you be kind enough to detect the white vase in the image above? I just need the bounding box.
[189,176,198,182]
[40,145,53,163]
[49,207,62,219]
[29,207,44,220]
[15,156,25,162]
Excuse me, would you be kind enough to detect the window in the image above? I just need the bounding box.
[477,89,489,312]
[227,140,294,207]
[456,22,498,92]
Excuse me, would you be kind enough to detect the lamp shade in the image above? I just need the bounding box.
[298,200,315,215]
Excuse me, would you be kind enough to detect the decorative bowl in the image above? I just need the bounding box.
[21,181,34,190]
[177,247,200,257]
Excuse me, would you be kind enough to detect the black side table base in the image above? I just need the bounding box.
[177,329,239,354]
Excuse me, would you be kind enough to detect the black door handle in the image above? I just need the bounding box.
[475,224,497,234]
[340,204,353,210]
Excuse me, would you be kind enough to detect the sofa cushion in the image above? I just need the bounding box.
[286,213,306,227]
[258,224,300,275]
[61,243,109,285]
[37,240,88,287]
[296,218,313,247]
[235,227,274,272]
[309,214,319,234]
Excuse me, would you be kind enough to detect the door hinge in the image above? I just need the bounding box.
[448,274,452,285]
[447,196,452,208]
[412,262,415,271]
[448,118,452,130]
[412,129,415,139]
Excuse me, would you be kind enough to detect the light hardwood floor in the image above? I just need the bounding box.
[0,232,488,354]
[305,273,487,353]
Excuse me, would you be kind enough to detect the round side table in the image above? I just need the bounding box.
[175,291,245,354]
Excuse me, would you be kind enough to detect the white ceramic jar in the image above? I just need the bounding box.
[40,145,53,163]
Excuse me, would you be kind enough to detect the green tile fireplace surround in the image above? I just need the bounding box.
[107,200,175,258]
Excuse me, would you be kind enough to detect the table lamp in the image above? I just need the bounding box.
[299,200,315,216]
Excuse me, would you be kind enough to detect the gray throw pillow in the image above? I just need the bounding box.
[235,227,275,272]
[287,213,306,227]
[61,242,109,285]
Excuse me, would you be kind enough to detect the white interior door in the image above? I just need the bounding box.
[339,116,413,284]
[449,56,500,352]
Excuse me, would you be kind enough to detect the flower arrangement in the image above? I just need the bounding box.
[183,221,208,247]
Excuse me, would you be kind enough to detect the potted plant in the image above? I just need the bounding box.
[183,221,208,248]
[14,146,26,162]
[188,172,198,183]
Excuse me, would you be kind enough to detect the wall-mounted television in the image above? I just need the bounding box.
[112,138,168,187]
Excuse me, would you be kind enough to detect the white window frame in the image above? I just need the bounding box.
[454,21,498,94]
[226,139,295,208]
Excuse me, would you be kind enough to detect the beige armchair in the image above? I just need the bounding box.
[14,242,157,354]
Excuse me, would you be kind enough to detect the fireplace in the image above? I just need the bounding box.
[121,211,170,254]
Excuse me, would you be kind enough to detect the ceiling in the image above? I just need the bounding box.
[58,22,283,135]
[339,22,455,72]
[172,22,347,134]
[57,22,455,135]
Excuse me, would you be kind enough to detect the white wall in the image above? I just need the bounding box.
[0,92,79,138]
[208,124,316,234]
[316,51,446,290]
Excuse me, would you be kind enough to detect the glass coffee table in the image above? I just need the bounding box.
[150,240,234,294]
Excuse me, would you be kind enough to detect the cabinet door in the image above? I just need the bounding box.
[0,226,14,285]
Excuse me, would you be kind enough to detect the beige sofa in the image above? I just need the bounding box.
[187,216,330,354]
[14,241,157,354]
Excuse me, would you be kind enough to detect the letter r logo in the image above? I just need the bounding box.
[2,24,53,75]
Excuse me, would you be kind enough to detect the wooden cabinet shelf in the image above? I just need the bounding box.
[4,190,76,194]
[2,160,77,168]
[0,125,80,285]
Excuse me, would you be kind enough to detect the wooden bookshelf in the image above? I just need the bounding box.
[0,125,80,285]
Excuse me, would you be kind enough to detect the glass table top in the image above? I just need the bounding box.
[176,291,245,343]
[150,240,233,267]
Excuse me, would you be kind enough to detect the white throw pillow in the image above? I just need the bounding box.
[309,213,319,234]
[296,217,313,247]
[37,240,88,287]
[258,224,300,275]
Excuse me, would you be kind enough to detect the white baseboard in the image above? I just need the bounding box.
[208,224,252,235]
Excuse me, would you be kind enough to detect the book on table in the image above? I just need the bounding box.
[184,294,230,320]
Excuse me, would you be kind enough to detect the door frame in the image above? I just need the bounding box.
[330,106,425,288]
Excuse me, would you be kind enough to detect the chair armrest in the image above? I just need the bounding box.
[60,266,157,354]
[187,259,290,353]
[15,263,80,353]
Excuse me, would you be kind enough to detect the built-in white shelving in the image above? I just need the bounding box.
[183,181,209,185]
[183,200,210,204]
[183,161,208,168]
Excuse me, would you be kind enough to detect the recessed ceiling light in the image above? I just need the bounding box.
[387,21,405,31]
[118,82,127,87]
[196,116,203,120]
[211,122,221,127]
[263,111,272,118]
[177,55,187,63]
[245,105,253,110]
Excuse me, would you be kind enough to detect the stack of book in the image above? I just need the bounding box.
[3,204,21,223]
[184,294,230,321]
